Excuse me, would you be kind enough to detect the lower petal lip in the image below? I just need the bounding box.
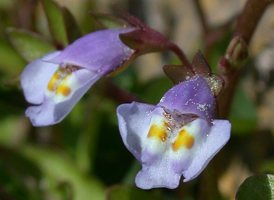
[117,99,231,189]
[20,51,61,105]
[24,68,100,126]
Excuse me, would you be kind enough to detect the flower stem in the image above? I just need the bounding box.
[218,0,273,118]
[193,0,209,36]
[234,0,272,43]
[167,42,193,72]
[99,79,143,104]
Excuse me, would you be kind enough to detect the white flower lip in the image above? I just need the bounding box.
[21,28,135,126]
[117,76,231,189]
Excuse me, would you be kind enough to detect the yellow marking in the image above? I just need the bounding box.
[147,121,168,142]
[47,73,60,91]
[59,67,67,72]
[172,129,195,151]
[56,84,71,96]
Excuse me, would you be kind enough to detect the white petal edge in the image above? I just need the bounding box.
[26,69,99,126]
[117,102,156,161]
[135,156,181,189]
[182,119,231,182]
[20,51,61,104]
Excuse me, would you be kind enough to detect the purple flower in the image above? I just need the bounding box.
[117,75,231,189]
[21,28,134,126]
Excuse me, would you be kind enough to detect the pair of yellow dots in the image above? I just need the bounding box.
[147,120,195,151]
[47,68,72,97]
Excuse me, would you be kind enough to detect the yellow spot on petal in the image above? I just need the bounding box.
[59,67,67,72]
[56,85,71,96]
[47,73,60,91]
[147,121,168,142]
[172,129,195,151]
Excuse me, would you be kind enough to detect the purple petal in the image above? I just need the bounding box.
[135,156,181,189]
[157,75,215,120]
[20,51,61,104]
[48,28,135,72]
[182,119,231,182]
[117,102,156,161]
[25,97,55,126]
[26,68,99,126]
[135,118,211,189]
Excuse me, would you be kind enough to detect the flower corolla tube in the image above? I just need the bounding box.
[21,28,134,126]
[117,75,231,189]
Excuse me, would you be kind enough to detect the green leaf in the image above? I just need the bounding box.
[106,185,162,200]
[75,98,103,173]
[6,28,55,62]
[0,38,27,75]
[19,145,105,200]
[236,174,274,200]
[122,161,141,186]
[140,77,173,104]
[0,147,43,200]
[62,7,83,43]
[0,85,27,117]
[41,0,68,47]
[208,31,232,74]
[260,160,274,174]
[229,80,257,135]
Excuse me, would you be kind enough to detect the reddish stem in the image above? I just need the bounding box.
[193,0,209,36]
[167,42,193,73]
[234,0,272,43]
[100,79,143,104]
[218,0,273,118]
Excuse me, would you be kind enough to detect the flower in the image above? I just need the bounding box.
[117,75,231,189]
[21,28,134,126]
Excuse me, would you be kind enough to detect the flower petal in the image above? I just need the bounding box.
[20,51,61,104]
[47,28,135,71]
[182,119,231,182]
[117,102,156,161]
[26,68,99,126]
[157,75,215,120]
[25,98,55,126]
[135,118,211,189]
[135,156,181,189]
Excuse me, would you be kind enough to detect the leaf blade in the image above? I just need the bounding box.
[236,174,274,200]
[41,0,68,47]
[6,27,55,62]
